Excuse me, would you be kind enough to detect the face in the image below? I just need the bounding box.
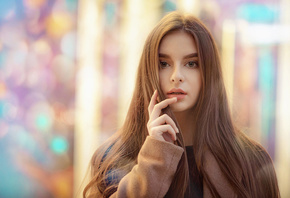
[158,30,202,112]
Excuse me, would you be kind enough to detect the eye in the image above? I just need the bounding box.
[185,61,198,68]
[159,61,170,69]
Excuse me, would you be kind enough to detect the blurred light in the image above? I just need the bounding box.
[0,82,7,98]
[0,121,8,138]
[51,136,69,154]
[26,101,54,132]
[259,48,275,138]
[0,92,19,120]
[178,0,199,14]
[0,23,25,48]
[61,31,76,59]
[15,41,29,64]
[51,55,75,83]
[0,101,5,118]
[3,101,18,120]
[10,41,29,86]
[36,114,51,130]
[164,0,177,12]
[26,68,42,88]
[237,3,279,23]
[0,1,16,20]
[105,2,117,26]
[8,125,37,151]
[65,0,77,11]
[259,49,274,91]
[46,11,73,38]
[53,102,75,126]
[33,39,52,65]
[221,19,236,110]
[24,0,46,9]
[241,24,290,45]
[63,109,74,126]
[23,92,46,107]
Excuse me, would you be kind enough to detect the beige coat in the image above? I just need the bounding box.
[94,136,237,198]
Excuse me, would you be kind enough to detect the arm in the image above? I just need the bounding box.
[90,91,181,198]
[110,136,184,198]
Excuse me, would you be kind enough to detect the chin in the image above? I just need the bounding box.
[170,102,196,113]
[170,105,190,113]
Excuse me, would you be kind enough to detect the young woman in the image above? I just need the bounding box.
[83,11,280,198]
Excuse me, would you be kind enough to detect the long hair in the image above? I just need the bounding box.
[83,11,280,198]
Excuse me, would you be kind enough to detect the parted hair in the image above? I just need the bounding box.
[83,11,280,198]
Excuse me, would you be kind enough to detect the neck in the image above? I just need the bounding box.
[174,108,195,146]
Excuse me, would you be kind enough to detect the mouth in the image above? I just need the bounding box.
[167,88,187,100]
[168,92,186,95]
[167,88,186,95]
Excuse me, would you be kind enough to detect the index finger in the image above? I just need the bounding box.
[150,97,177,120]
[148,90,158,114]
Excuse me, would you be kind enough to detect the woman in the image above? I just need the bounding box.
[83,11,280,198]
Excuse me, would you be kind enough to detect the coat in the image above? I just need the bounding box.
[91,136,238,198]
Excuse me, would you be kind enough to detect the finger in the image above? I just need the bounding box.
[148,90,158,114]
[149,114,179,133]
[162,133,174,143]
[150,97,177,120]
[150,124,177,141]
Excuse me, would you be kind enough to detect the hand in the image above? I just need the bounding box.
[147,90,179,143]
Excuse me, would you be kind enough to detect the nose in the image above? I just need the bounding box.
[171,65,184,83]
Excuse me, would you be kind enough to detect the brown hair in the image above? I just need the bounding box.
[83,11,280,198]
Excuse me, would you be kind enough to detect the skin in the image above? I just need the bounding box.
[147,31,202,145]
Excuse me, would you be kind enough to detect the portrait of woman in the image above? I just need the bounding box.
[83,11,280,198]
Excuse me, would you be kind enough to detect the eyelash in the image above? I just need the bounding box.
[185,61,199,68]
[159,61,199,69]
[159,61,170,68]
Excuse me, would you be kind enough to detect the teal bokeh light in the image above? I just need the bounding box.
[259,48,275,137]
[105,2,117,26]
[51,136,69,154]
[237,3,279,23]
[164,0,176,12]
[36,114,51,131]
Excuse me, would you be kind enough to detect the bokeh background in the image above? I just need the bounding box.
[0,0,289,197]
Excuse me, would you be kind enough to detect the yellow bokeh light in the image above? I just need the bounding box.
[46,12,73,38]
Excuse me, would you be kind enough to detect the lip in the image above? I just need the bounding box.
[167,88,187,100]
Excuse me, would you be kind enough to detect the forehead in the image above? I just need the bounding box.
[159,31,197,55]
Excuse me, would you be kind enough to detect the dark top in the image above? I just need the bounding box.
[185,146,203,198]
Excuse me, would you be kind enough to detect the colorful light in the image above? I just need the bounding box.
[51,136,69,154]
[46,11,73,38]
[237,3,279,23]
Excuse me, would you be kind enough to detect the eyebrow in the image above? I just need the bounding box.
[158,52,198,59]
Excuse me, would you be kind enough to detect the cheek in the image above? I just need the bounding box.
[159,72,168,89]
[189,72,202,93]
[196,77,202,95]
